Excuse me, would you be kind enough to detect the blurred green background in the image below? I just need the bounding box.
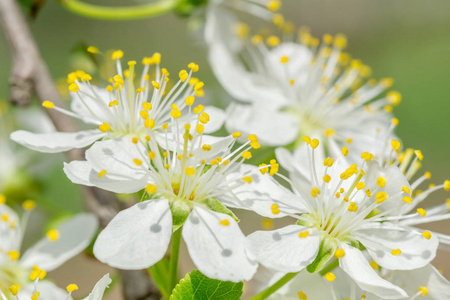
[1,0,450,298]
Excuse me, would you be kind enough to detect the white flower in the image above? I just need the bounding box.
[0,202,98,300]
[62,109,281,281]
[207,13,400,161]
[11,51,212,154]
[244,138,441,299]
[81,274,112,300]
[247,263,450,300]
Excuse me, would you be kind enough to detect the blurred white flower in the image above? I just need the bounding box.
[206,11,400,161]
[0,201,98,299]
[11,52,210,154]
[62,108,280,281]
[244,138,443,299]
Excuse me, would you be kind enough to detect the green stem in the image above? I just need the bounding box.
[249,272,298,300]
[169,227,182,292]
[318,258,339,276]
[60,0,178,20]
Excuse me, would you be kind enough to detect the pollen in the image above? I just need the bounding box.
[342,146,349,156]
[422,231,432,240]
[152,81,160,90]
[9,284,21,296]
[299,231,309,238]
[112,50,124,60]
[242,176,253,183]
[109,100,119,107]
[99,122,111,132]
[8,250,20,260]
[325,128,335,137]
[188,63,199,72]
[145,118,155,129]
[0,194,5,204]
[375,192,388,204]
[402,186,411,194]
[324,157,334,167]
[232,132,242,138]
[324,272,336,282]
[68,82,80,92]
[185,167,195,176]
[391,118,399,126]
[259,164,269,175]
[267,0,281,11]
[356,182,365,190]
[31,292,40,300]
[42,101,54,109]
[271,203,280,215]
[419,286,428,296]
[391,249,401,256]
[444,180,450,191]
[280,56,289,64]
[23,199,36,211]
[199,112,210,124]
[185,96,195,106]
[219,219,230,226]
[370,261,379,270]
[387,91,402,106]
[323,175,331,183]
[242,151,252,159]
[133,158,142,166]
[402,196,412,204]
[417,208,426,217]
[415,150,424,161]
[376,177,386,188]
[132,137,139,144]
[145,184,157,194]
[334,248,345,258]
[46,229,60,242]
[391,140,401,151]
[66,284,79,293]
[152,53,161,64]
[267,35,280,47]
[3,213,10,222]
[311,187,320,197]
[310,139,319,149]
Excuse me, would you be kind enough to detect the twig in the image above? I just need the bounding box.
[0,0,161,299]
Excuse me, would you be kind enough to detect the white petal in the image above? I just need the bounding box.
[393,264,450,299]
[246,225,320,273]
[0,204,22,254]
[21,213,98,271]
[83,274,112,300]
[71,83,111,124]
[20,281,72,300]
[229,164,307,218]
[10,129,105,153]
[225,103,299,147]
[339,244,408,299]
[354,224,438,270]
[63,161,148,194]
[93,200,172,270]
[182,206,257,282]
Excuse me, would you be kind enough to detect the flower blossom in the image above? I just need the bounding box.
[11,51,221,153]
[62,107,286,282]
[244,138,446,298]
[0,200,98,300]
[207,13,400,161]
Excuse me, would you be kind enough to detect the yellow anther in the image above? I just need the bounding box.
[232,132,242,139]
[375,192,388,204]
[299,231,309,238]
[289,79,295,85]
[31,292,40,300]
[387,91,402,106]
[142,102,152,111]
[106,85,113,92]
[391,140,401,151]
[242,151,252,159]
[272,13,284,26]
[151,52,161,64]
[66,284,79,293]
[184,96,195,107]
[8,250,20,260]
[139,110,149,120]
[68,82,80,93]
[324,272,336,282]
[280,56,289,64]
[9,284,21,296]
[112,50,124,60]
[170,108,182,119]
[179,69,189,82]
[422,231,432,240]
[311,187,321,197]
[109,100,119,107]
[347,202,358,212]
[310,139,319,149]
[143,118,154,129]
[266,35,280,47]
[145,184,157,194]
[194,82,204,91]
[185,167,195,176]
[261,218,273,230]
[148,151,156,160]
[417,208,426,216]
[334,248,345,258]
[402,197,413,204]
[133,158,142,166]
[377,177,386,188]
[80,74,92,82]
[323,33,333,44]
[220,219,230,226]
[391,118,399,126]
[42,101,54,109]
[23,199,36,211]
[235,22,249,38]
[269,161,279,176]
[419,286,428,296]
[201,144,211,152]
[402,186,411,194]
[188,63,199,72]
[370,261,379,270]
[297,291,307,300]
[199,112,210,124]
[356,182,365,190]
[444,180,450,191]
[152,81,160,90]
[391,249,401,256]
[129,137,139,144]
[196,124,204,135]
[99,122,111,133]
[87,46,99,54]
[381,78,394,88]
[250,141,261,149]
[346,138,353,144]
[0,194,5,204]
[162,123,169,130]
[266,0,281,11]
[96,170,107,179]
[324,128,335,137]
[271,203,280,215]
[323,175,331,183]
[302,136,311,143]
[423,172,431,179]
[259,164,269,175]
[247,134,258,142]
[342,146,349,156]
[361,295,367,299]
[334,33,347,49]
[324,157,334,167]
[46,229,59,242]
[251,34,263,45]
[242,176,253,183]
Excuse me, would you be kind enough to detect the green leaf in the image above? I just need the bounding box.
[203,198,239,222]
[148,258,171,299]
[170,270,243,300]
[307,235,338,273]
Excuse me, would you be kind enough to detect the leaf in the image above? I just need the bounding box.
[170,270,243,300]
[148,258,171,299]
[203,198,239,222]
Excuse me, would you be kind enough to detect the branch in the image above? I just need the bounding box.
[0,1,161,299]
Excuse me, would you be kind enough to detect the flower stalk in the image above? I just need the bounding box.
[249,272,299,300]
[169,227,183,292]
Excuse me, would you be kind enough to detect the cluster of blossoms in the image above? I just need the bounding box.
[3,1,450,299]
